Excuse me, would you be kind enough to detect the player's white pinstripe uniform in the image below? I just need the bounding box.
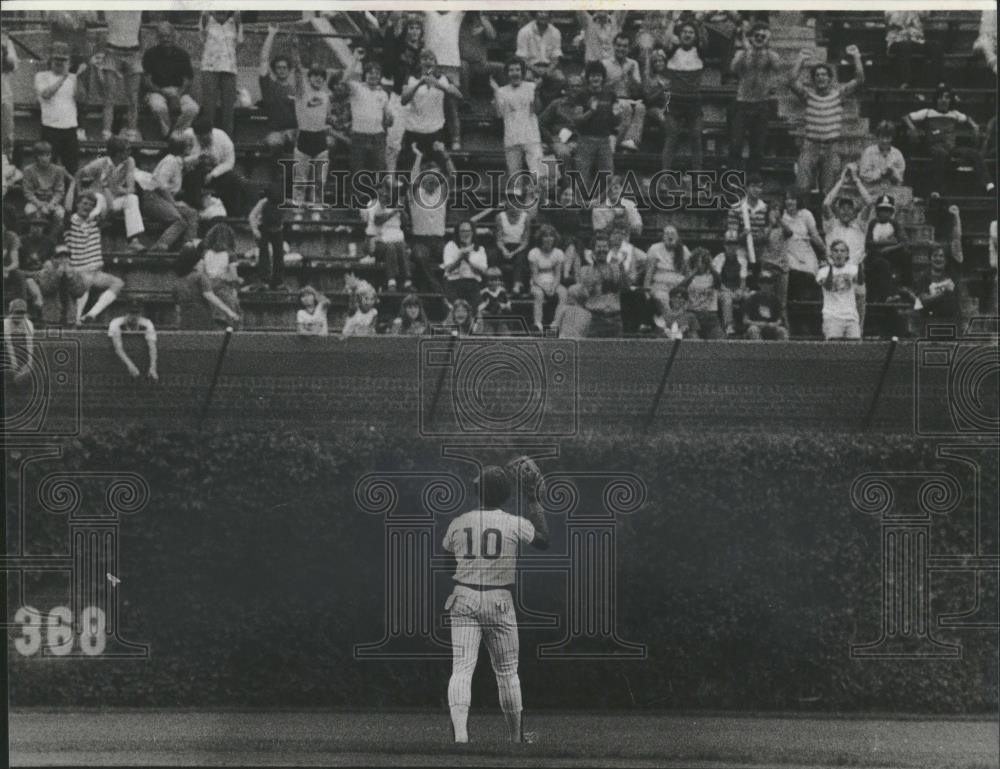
[442,508,536,738]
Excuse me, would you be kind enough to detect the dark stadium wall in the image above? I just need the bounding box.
[6,428,998,713]
[1,331,964,433]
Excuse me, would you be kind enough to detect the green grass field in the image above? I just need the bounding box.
[9,710,999,768]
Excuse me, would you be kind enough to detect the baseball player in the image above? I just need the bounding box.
[442,457,550,744]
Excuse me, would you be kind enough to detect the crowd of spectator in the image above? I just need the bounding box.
[1,9,997,352]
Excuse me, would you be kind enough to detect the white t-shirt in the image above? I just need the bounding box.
[405,76,447,134]
[348,81,389,135]
[442,241,488,281]
[364,200,405,243]
[496,82,541,147]
[423,11,464,68]
[297,305,329,336]
[825,216,867,266]
[443,508,536,587]
[516,22,563,65]
[817,263,860,321]
[528,246,565,292]
[108,315,156,343]
[34,71,78,129]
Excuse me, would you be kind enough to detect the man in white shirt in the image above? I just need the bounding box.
[424,10,465,150]
[516,12,564,81]
[34,42,83,173]
[602,33,645,151]
[823,163,874,331]
[182,119,244,216]
[491,59,543,188]
[108,298,158,381]
[348,59,393,206]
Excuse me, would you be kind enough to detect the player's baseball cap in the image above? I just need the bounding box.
[475,466,511,508]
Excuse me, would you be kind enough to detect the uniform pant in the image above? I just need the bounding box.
[447,586,522,715]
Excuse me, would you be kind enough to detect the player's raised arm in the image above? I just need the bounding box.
[507,456,550,550]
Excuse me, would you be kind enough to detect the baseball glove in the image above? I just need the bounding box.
[506,455,546,502]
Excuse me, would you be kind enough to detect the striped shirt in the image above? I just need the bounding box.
[804,87,844,142]
[66,214,103,272]
[727,198,769,242]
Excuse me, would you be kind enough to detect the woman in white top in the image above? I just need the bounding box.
[442,219,488,308]
[399,49,462,176]
[493,196,532,295]
[527,224,567,330]
[781,189,826,302]
[199,11,243,138]
[643,224,691,314]
[297,286,330,336]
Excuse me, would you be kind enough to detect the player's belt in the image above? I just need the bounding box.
[456,582,513,592]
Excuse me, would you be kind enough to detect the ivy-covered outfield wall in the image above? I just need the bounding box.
[7,428,997,713]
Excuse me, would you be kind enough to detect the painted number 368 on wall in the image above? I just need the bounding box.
[13,606,107,656]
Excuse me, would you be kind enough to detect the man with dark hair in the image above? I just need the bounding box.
[108,297,158,381]
[743,267,789,339]
[789,44,864,195]
[258,24,298,156]
[727,22,780,173]
[182,118,244,215]
[603,32,645,152]
[443,459,549,746]
[903,86,994,196]
[571,62,618,191]
[142,22,199,139]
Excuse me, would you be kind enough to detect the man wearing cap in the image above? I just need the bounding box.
[4,298,34,383]
[108,299,158,381]
[743,268,789,340]
[865,192,912,301]
[713,228,752,336]
[34,42,84,173]
[22,141,67,236]
[443,460,549,745]
[142,22,200,139]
